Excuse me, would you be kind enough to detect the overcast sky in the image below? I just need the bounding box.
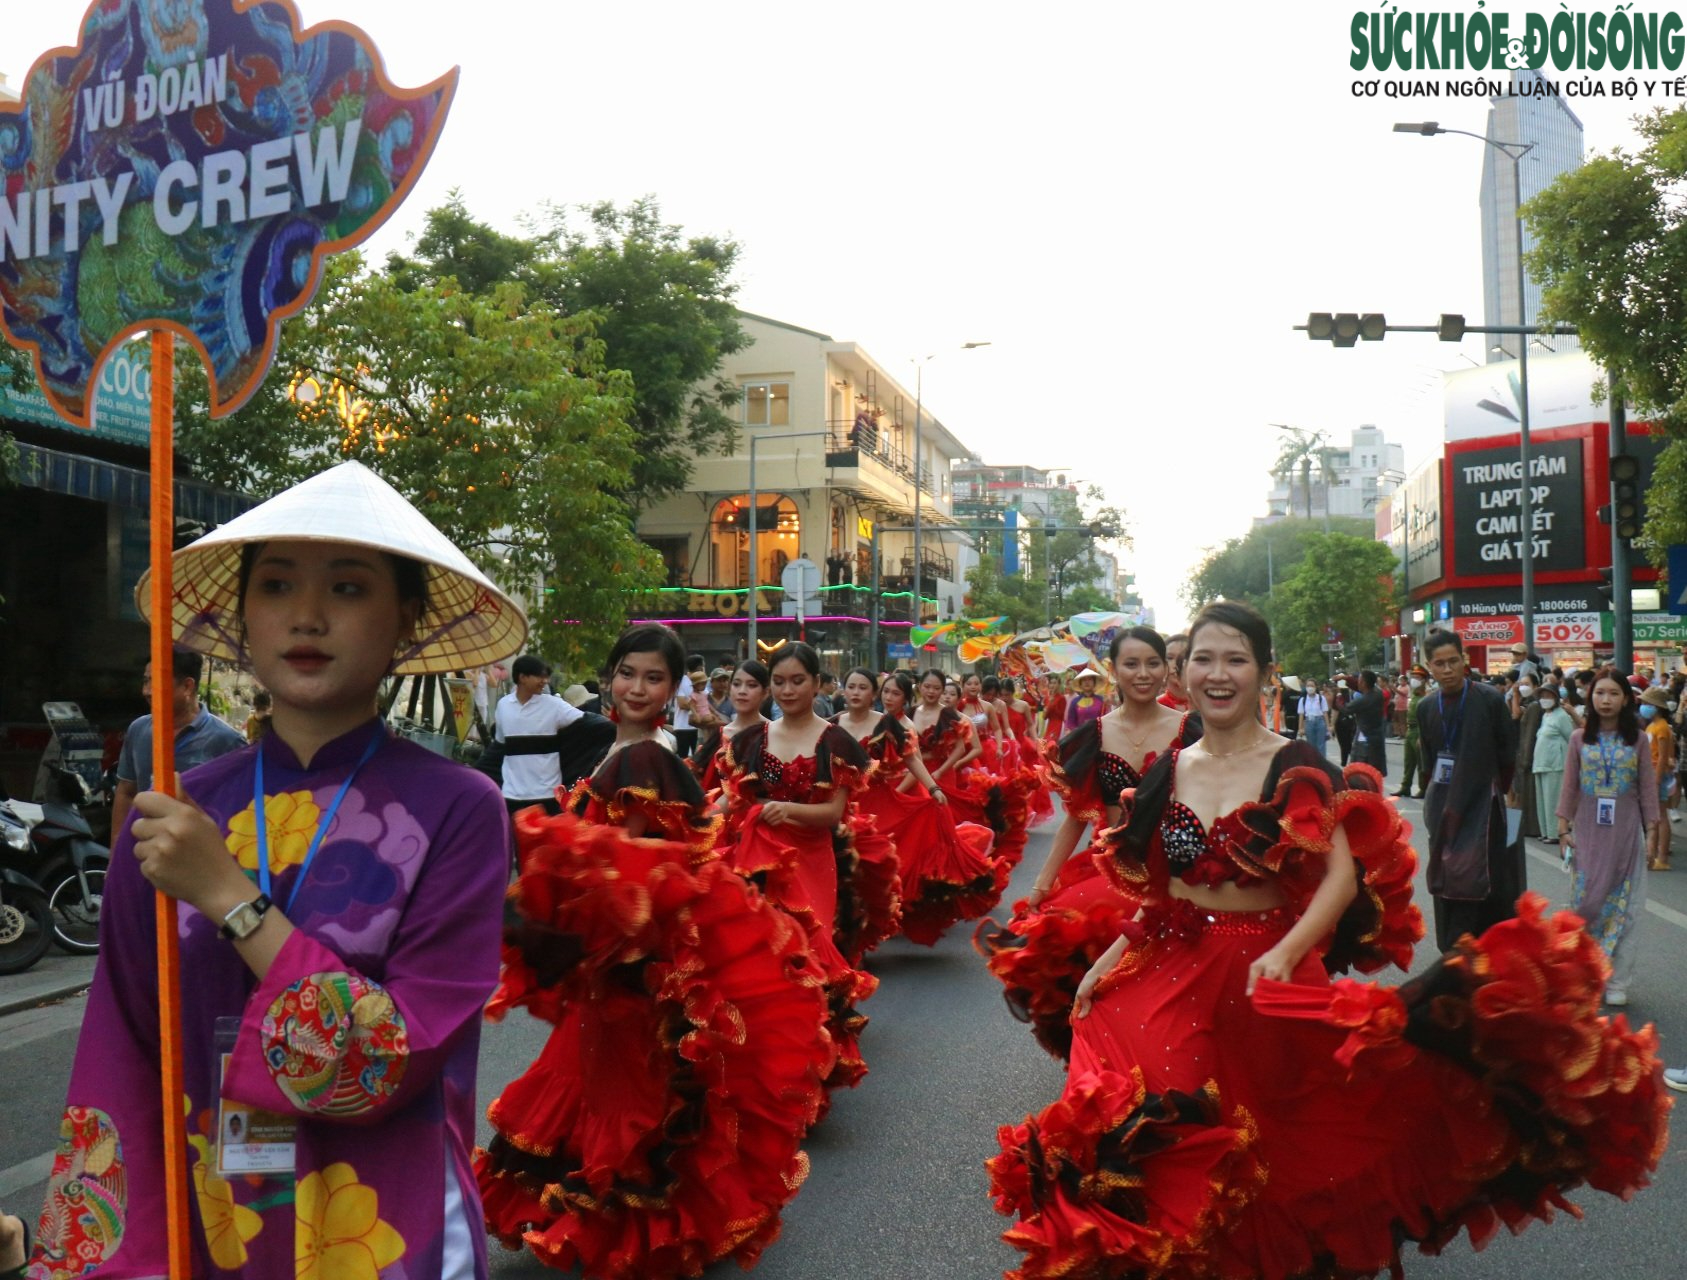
[5,0,1670,628]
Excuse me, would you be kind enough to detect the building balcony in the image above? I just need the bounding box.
[825,421,936,498]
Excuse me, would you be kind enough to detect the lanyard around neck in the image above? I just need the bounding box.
[253,725,384,914]
[1437,680,1468,751]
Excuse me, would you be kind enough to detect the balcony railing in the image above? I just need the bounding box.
[825,421,935,496]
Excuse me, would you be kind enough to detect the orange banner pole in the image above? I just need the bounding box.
[148,330,192,1277]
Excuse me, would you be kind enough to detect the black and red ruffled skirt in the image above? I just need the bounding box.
[859,780,1005,946]
[720,804,879,1090]
[974,847,1139,1061]
[836,810,902,965]
[989,893,1671,1280]
[1017,731,1057,827]
[477,811,832,1279]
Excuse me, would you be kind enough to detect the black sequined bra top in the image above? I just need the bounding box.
[1096,752,1145,806]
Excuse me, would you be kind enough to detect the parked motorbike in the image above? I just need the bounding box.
[0,854,53,975]
[0,767,107,955]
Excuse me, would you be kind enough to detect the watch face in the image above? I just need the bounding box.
[224,900,264,939]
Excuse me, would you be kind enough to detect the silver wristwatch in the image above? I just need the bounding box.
[219,894,272,941]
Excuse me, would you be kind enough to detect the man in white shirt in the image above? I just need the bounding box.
[671,655,706,758]
[493,654,584,816]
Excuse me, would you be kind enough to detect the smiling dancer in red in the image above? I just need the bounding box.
[990,602,1669,1280]
[478,625,830,1279]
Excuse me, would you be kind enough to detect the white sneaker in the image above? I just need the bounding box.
[1603,987,1629,1007]
[1664,1067,1687,1093]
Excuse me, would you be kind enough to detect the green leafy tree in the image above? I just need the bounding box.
[388,194,748,514]
[1266,533,1399,675]
[963,550,1051,633]
[1183,517,1376,613]
[1029,484,1128,615]
[1525,107,1687,558]
[173,252,659,669]
[964,482,1131,629]
[386,190,542,296]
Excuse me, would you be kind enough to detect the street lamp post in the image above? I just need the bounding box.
[745,430,827,655]
[1396,121,1539,651]
[911,342,990,633]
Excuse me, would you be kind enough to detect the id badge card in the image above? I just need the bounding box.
[1596,796,1617,827]
[215,1017,296,1176]
[1433,754,1455,786]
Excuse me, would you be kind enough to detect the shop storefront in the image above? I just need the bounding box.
[1,346,253,795]
[1397,351,1663,674]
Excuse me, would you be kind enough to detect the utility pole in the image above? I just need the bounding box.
[1610,377,1634,671]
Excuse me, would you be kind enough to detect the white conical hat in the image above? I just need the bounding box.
[1071,665,1106,682]
[136,461,528,675]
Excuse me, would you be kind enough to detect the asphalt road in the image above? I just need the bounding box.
[4,737,1685,1277]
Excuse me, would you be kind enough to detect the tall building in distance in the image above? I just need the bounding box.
[1258,425,1405,525]
[0,71,20,104]
[1481,68,1583,362]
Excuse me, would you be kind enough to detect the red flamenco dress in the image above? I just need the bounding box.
[718,721,878,1090]
[476,740,833,1279]
[845,712,1007,946]
[990,741,1672,1280]
[979,707,1038,856]
[974,714,1199,1061]
[824,715,905,966]
[1010,705,1056,827]
[922,706,1026,869]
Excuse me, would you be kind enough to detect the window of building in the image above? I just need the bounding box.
[743,382,790,427]
[709,494,800,587]
[641,535,690,586]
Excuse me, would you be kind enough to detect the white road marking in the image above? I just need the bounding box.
[0,1151,52,1197]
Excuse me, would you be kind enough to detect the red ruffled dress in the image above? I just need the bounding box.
[845,712,1007,945]
[921,706,1027,869]
[717,722,878,1091]
[1010,705,1056,826]
[475,740,832,1279]
[990,741,1672,1280]
[975,714,1199,1061]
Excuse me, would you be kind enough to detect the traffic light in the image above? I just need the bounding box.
[1306,313,1385,346]
[1597,565,1615,606]
[1611,454,1642,541]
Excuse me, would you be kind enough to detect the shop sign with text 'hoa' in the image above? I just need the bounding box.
[0,0,456,428]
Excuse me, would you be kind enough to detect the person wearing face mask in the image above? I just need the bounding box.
[1395,666,1431,798]
[1640,686,1675,871]
[1511,672,1547,839]
[1531,685,1576,844]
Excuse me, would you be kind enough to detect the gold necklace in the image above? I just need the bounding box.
[1113,709,1156,751]
[1196,729,1273,759]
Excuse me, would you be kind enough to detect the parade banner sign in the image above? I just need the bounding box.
[0,0,457,427]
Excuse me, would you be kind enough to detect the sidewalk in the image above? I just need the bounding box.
[0,952,96,1017]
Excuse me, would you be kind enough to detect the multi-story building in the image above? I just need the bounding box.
[0,71,19,104]
[1481,68,1583,361]
[633,312,980,670]
[1259,425,1405,524]
[951,462,1076,525]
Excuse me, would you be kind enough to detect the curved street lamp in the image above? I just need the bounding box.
[1395,120,1539,649]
